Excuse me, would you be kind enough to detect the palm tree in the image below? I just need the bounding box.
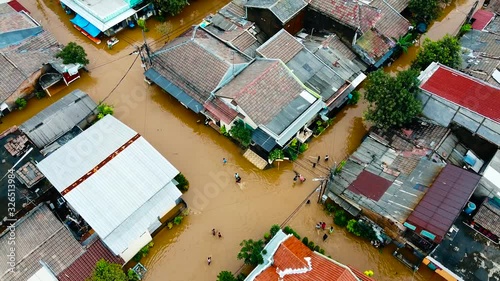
[393,34,413,53]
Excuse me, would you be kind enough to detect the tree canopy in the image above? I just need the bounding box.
[364,69,422,129]
[217,271,237,281]
[154,0,189,16]
[408,0,441,24]
[412,35,461,70]
[88,259,128,281]
[56,42,89,65]
[237,239,267,266]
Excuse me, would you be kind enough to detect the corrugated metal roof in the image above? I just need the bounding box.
[37,115,181,258]
[406,165,481,243]
[420,63,500,122]
[19,90,96,148]
[471,9,495,30]
[348,170,392,201]
[252,127,277,152]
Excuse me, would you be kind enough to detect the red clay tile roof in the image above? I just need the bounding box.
[355,29,392,61]
[215,59,305,125]
[257,29,303,63]
[371,0,410,39]
[204,97,239,124]
[309,0,381,32]
[348,170,392,201]
[420,65,500,122]
[348,266,376,281]
[254,236,374,281]
[152,27,250,104]
[58,239,125,281]
[232,30,258,52]
[406,165,481,243]
[471,9,495,30]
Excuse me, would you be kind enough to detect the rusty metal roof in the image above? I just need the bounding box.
[406,165,481,243]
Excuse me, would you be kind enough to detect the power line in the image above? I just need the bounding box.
[102,54,140,103]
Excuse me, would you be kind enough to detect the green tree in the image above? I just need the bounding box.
[88,259,127,281]
[237,239,267,266]
[15,97,27,110]
[269,224,281,238]
[364,69,422,129]
[408,0,441,24]
[56,42,89,65]
[347,90,360,105]
[217,271,237,281]
[412,35,461,70]
[268,149,284,162]
[346,219,362,236]
[229,120,253,147]
[97,103,114,120]
[174,173,189,192]
[334,210,348,227]
[394,34,413,53]
[154,0,189,16]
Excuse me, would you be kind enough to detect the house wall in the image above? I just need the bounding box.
[418,91,500,146]
[304,8,356,40]
[247,7,282,37]
[283,9,305,36]
[4,68,44,110]
[119,231,153,262]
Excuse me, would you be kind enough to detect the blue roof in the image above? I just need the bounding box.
[252,128,277,152]
[71,14,100,38]
[145,68,204,113]
[0,27,43,48]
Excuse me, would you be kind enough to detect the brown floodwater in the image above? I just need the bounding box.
[5,0,478,280]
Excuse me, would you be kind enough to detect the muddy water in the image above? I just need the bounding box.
[6,0,478,280]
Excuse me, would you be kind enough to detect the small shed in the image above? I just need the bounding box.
[19,89,97,148]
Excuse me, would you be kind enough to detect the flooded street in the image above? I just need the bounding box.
[2,0,482,280]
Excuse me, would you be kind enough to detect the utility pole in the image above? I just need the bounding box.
[314,162,336,203]
[142,29,152,67]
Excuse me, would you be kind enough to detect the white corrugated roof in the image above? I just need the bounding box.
[37,115,181,257]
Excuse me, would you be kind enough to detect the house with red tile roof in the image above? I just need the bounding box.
[418,62,500,146]
[306,0,410,68]
[245,230,374,281]
[58,239,125,281]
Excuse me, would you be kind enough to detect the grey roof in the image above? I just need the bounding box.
[37,115,182,260]
[0,204,84,280]
[257,30,347,101]
[0,30,59,102]
[151,27,250,106]
[329,135,445,223]
[431,213,500,281]
[303,35,367,81]
[460,28,500,87]
[19,90,97,148]
[245,0,307,23]
[202,4,264,58]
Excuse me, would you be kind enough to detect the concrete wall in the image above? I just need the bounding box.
[418,92,500,146]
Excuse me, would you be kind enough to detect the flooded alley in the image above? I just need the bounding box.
[1,0,483,280]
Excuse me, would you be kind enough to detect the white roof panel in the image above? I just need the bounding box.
[37,115,180,256]
[60,0,136,32]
